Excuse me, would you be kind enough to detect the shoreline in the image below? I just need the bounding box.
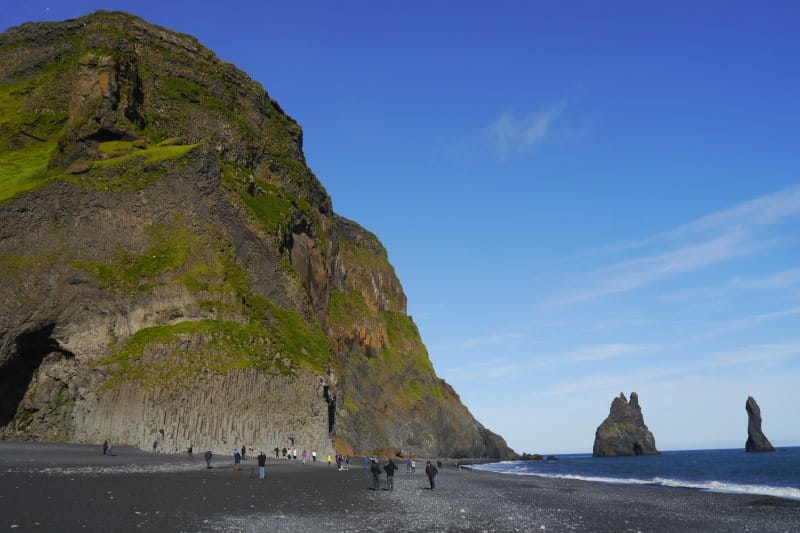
[2,441,799,531]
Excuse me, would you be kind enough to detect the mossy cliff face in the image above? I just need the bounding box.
[0,12,511,458]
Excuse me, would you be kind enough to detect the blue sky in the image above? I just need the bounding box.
[4,1,799,453]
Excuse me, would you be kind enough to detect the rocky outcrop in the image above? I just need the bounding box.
[0,11,511,459]
[745,396,775,452]
[593,392,658,457]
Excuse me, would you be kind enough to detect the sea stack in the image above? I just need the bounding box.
[745,396,775,452]
[593,392,659,457]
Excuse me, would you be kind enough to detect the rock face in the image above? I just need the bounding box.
[0,11,511,459]
[745,396,775,452]
[593,392,659,457]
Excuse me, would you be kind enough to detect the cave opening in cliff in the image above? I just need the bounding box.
[323,385,336,434]
[0,324,73,427]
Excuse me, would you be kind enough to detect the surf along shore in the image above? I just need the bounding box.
[1,441,798,531]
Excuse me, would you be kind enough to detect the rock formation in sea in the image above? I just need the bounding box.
[0,11,512,459]
[745,396,775,452]
[593,392,659,457]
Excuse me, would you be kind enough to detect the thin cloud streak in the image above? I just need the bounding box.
[568,185,800,260]
[490,100,567,160]
[540,340,800,398]
[562,229,760,304]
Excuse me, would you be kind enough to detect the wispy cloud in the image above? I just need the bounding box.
[540,340,800,398]
[490,100,566,160]
[444,342,653,383]
[660,267,800,303]
[582,185,800,258]
[565,343,650,362]
[559,185,800,304]
[562,229,761,304]
[459,329,528,349]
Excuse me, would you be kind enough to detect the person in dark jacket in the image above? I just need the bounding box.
[257,451,267,479]
[425,461,438,490]
[384,458,397,490]
[241,445,246,461]
[204,449,213,469]
[370,459,382,491]
[234,450,241,470]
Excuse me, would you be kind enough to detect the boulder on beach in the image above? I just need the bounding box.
[745,396,775,452]
[593,392,659,457]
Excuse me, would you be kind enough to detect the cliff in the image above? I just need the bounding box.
[0,11,511,458]
[593,392,658,457]
[745,396,775,452]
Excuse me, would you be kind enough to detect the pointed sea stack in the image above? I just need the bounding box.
[745,396,775,452]
[593,392,659,457]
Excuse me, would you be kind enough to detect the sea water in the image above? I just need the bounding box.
[473,447,800,500]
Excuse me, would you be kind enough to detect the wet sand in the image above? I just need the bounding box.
[1,441,799,532]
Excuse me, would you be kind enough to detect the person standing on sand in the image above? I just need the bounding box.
[102,440,108,456]
[425,461,438,490]
[312,450,317,462]
[188,445,193,458]
[411,458,416,473]
[152,440,158,453]
[257,451,267,479]
[241,445,246,461]
[384,458,397,490]
[327,453,332,466]
[274,446,280,458]
[205,449,213,468]
[370,459,382,491]
[301,450,307,464]
[406,458,411,473]
[234,449,241,470]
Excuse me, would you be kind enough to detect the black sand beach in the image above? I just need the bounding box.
[1,442,799,532]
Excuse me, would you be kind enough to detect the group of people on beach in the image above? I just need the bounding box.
[368,457,438,491]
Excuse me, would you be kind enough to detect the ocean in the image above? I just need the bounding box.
[473,447,800,501]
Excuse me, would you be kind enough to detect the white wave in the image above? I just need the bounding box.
[473,465,800,501]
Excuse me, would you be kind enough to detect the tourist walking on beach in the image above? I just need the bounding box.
[152,440,158,453]
[425,461,438,490]
[102,440,108,456]
[205,449,213,468]
[301,450,307,464]
[411,458,416,473]
[370,459,382,491]
[336,453,342,470]
[241,445,246,461]
[327,453,332,466]
[257,451,267,479]
[106,443,113,456]
[312,450,317,462]
[188,445,193,458]
[406,458,411,473]
[384,458,397,490]
[234,449,241,470]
